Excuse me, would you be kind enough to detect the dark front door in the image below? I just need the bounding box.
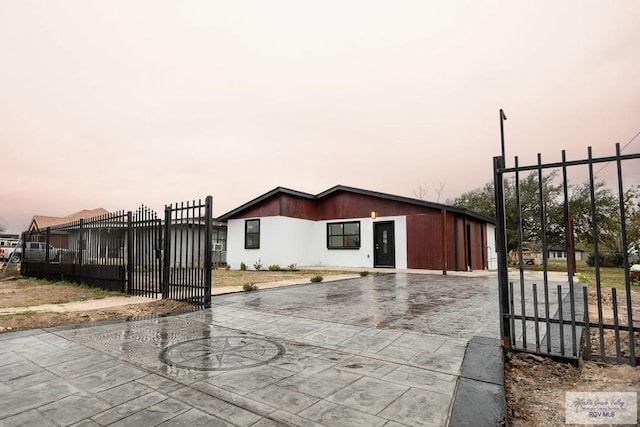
[374,221,395,268]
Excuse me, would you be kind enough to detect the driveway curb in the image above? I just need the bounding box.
[449,336,508,426]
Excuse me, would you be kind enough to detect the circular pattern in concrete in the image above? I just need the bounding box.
[160,336,285,371]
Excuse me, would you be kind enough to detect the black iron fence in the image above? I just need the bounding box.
[19,196,213,307]
[494,144,640,365]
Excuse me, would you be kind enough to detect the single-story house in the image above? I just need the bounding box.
[218,185,497,271]
[27,208,111,249]
[547,247,586,261]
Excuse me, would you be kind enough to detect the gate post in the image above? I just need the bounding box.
[204,195,213,307]
[493,155,512,349]
[126,211,133,294]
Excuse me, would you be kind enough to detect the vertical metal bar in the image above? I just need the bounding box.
[520,271,527,349]
[558,285,565,356]
[533,283,540,352]
[205,195,213,307]
[612,288,621,364]
[127,211,133,295]
[514,157,527,349]
[537,153,549,295]
[500,109,507,164]
[509,281,516,348]
[163,204,171,300]
[156,214,162,296]
[45,227,51,264]
[493,156,511,349]
[582,286,591,361]
[544,282,551,353]
[78,219,84,265]
[561,150,577,357]
[587,147,606,362]
[615,143,636,365]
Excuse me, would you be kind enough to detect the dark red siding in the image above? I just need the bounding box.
[315,192,432,220]
[407,212,444,270]
[280,194,317,220]
[232,196,280,219]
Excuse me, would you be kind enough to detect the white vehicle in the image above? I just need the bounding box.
[0,246,16,261]
[9,242,60,263]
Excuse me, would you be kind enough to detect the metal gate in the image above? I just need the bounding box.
[494,144,640,365]
[162,197,213,307]
[128,205,163,298]
[19,196,213,308]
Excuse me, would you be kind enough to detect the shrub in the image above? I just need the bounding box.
[359,271,369,276]
[240,262,247,271]
[586,253,624,268]
[253,259,263,271]
[242,283,259,291]
[268,264,280,271]
[288,263,298,271]
[310,275,323,283]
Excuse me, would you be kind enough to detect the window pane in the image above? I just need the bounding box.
[344,235,359,247]
[246,220,259,233]
[328,224,343,235]
[246,234,259,248]
[329,236,343,247]
[344,223,359,235]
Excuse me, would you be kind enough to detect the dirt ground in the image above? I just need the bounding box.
[506,282,640,426]
[0,269,355,333]
[0,277,192,332]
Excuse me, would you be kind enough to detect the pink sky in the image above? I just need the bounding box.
[1,1,639,233]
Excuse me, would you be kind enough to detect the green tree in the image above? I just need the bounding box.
[451,171,562,251]
[450,173,638,254]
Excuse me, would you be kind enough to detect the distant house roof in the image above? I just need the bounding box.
[218,184,495,224]
[29,208,110,231]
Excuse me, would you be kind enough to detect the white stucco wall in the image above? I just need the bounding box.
[226,216,318,269]
[227,215,408,270]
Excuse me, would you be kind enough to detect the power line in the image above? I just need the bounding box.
[594,130,640,176]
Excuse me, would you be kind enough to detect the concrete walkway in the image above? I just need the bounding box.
[0,273,502,426]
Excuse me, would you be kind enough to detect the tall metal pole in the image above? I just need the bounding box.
[500,109,507,165]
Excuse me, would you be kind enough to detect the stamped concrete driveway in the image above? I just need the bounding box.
[0,273,500,427]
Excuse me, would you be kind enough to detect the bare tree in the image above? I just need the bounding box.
[432,180,446,202]
[413,184,429,201]
[413,181,446,202]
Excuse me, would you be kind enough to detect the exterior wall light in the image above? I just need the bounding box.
[371,211,377,220]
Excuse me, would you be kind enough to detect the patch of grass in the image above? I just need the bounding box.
[520,260,578,272]
[268,264,280,271]
[0,311,38,320]
[359,271,369,276]
[310,275,323,283]
[242,283,259,291]
[578,267,637,292]
[522,260,637,293]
